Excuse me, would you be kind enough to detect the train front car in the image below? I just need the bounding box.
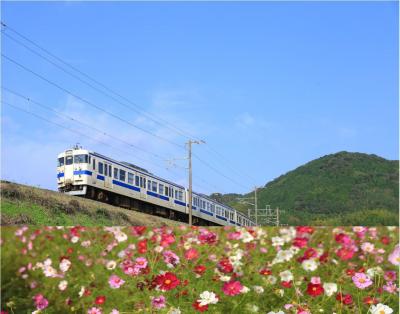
[57,147,91,196]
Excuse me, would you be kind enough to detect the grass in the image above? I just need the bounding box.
[0,181,183,226]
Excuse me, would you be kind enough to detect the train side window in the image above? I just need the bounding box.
[178,191,183,201]
[66,156,73,165]
[128,172,134,184]
[114,168,118,179]
[104,164,108,176]
[165,186,169,196]
[152,181,157,192]
[147,180,151,190]
[58,157,65,167]
[135,175,140,186]
[170,187,173,198]
[98,162,104,175]
[88,155,91,164]
[93,158,96,170]
[109,165,112,177]
[159,183,164,194]
[142,177,146,188]
[119,170,126,182]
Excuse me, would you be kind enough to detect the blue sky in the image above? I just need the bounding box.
[1,1,398,195]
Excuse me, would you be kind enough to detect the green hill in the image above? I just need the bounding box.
[216,152,399,226]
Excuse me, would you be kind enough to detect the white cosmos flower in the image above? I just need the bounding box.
[253,285,264,294]
[366,266,384,278]
[266,275,277,284]
[59,259,71,272]
[197,291,218,306]
[370,303,393,314]
[241,286,250,293]
[58,280,68,291]
[114,232,128,242]
[279,270,293,282]
[302,259,319,272]
[78,286,85,297]
[71,236,79,243]
[322,282,337,296]
[272,236,285,247]
[106,260,117,270]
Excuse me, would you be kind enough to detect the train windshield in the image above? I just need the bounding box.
[66,156,73,165]
[74,154,88,163]
[58,157,65,167]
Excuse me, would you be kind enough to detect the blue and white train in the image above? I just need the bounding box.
[57,146,256,226]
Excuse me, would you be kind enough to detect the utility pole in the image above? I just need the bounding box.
[254,186,258,226]
[187,140,205,226]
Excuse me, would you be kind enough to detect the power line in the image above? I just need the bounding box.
[2,30,195,141]
[2,87,170,162]
[1,100,186,178]
[1,22,198,141]
[2,21,257,191]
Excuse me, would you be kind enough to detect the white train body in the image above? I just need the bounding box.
[57,147,256,227]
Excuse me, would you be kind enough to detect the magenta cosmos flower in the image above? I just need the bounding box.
[33,294,49,310]
[109,274,125,289]
[222,281,243,296]
[352,272,373,289]
[151,295,166,309]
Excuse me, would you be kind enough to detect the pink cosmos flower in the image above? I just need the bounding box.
[163,250,180,267]
[383,281,398,294]
[151,295,166,309]
[222,281,243,296]
[33,294,49,310]
[388,245,400,266]
[87,307,102,314]
[184,248,199,260]
[310,276,321,284]
[352,273,373,289]
[109,274,125,289]
[134,257,148,269]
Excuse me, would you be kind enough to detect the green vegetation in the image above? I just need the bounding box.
[217,152,399,225]
[1,181,182,226]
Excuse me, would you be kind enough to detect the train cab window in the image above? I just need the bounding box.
[58,157,65,167]
[152,181,157,192]
[66,156,73,165]
[104,164,108,176]
[114,168,118,179]
[93,158,96,170]
[109,165,112,177]
[159,184,164,195]
[119,170,126,182]
[128,173,134,184]
[98,162,104,174]
[74,154,88,163]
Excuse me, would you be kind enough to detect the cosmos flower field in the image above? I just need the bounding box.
[1,226,399,314]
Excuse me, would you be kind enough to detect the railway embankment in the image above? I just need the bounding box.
[0,181,183,226]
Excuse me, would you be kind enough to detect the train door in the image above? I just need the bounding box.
[64,151,74,184]
[104,163,112,188]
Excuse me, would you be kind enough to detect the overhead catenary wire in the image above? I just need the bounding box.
[1,53,184,150]
[3,87,170,162]
[2,100,187,179]
[2,22,258,190]
[1,22,196,141]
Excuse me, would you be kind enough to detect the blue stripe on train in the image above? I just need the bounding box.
[73,170,92,176]
[147,191,169,201]
[112,180,140,192]
[97,175,105,181]
[57,172,64,178]
[216,215,227,221]
[174,200,186,207]
[200,209,213,216]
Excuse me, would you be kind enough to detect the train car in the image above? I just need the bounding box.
[57,146,256,227]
